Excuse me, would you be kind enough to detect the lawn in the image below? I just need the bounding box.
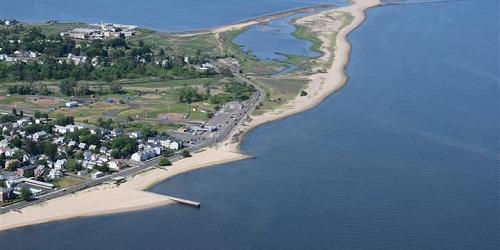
[50,176,85,188]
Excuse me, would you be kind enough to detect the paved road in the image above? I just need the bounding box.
[0,63,263,214]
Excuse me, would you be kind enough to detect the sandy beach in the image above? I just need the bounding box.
[0,0,380,232]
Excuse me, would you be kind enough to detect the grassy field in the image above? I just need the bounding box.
[131,29,222,57]
[50,176,85,188]
[29,22,87,36]
[251,76,308,114]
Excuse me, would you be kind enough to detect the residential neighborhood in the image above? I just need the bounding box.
[0,109,185,206]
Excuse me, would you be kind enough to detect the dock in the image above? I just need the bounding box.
[165,195,201,208]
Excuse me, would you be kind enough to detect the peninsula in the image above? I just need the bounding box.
[0,0,380,231]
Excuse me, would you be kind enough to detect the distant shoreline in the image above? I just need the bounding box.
[167,4,337,36]
[0,0,382,232]
[9,4,337,36]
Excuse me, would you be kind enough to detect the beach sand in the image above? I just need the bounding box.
[0,0,380,232]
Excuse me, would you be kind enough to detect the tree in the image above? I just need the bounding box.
[159,158,171,166]
[96,163,110,173]
[109,136,137,158]
[65,159,82,173]
[20,188,33,201]
[55,116,74,126]
[43,142,58,161]
[59,78,77,96]
[182,150,191,158]
[162,149,175,157]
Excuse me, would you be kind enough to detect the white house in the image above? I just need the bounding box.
[53,125,68,134]
[108,161,121,171]
[65,101,79,108]
[54,159,66,170]
[169,141,181,150]
[31,131,47,141]
[16,118,29,126]
[78,143,87,150]
[129,131,142,139]
[4,148,18,157]
[48,169,63,180]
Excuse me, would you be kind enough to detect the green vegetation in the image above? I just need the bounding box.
[252,77,308,114]
[182,150,191,158]
[159,158,172,166]
[109,136,138,158]
[292,24,322,53]
[64,159,82,173]
[50,176,84,188]
[0,25,218,86]
[20,188,33,201]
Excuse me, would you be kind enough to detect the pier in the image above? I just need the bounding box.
[165,195,201,208]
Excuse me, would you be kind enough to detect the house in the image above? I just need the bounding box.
[98,155,109,163]
[89,145,97,151]
[53,137,65,144]
[169,141,181,150]
[66,124,82,133]
[16,165,36,177]
[78,143,87,150]
[54,159,66,170]
[108,161,122,171]
[129,131,142,139]
[130,152,144,162]
[16,118,29,126]
[34,165,46,177]
[99,147,108,154]
[4,159,20,170]
[91,171,104,179]
[48,169,63,179]
[130,148,159,162]
[65,101,79,108]
[0,147,8,155]
[53,125,68,134]
[68,141,77,148]
[0,139,9,148]
[83,151,92,161]
[4,148,18,157]
[77,169,88,176]
[31,131,47,141]
[110,129,123,137]
[0,187,14,202]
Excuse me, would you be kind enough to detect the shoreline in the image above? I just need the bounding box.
[0,0,381,232]
[169,4,336,36]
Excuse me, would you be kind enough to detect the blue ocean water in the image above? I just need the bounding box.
[1,0,498,249]
[0,0,343,32]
